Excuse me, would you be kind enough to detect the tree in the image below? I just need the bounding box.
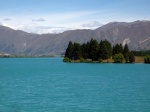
[81,43,89,59]
[119,44,123,54]
[103,40,112,58]
[112,43,123,56]
[72,43,82,60]
[112,53,124,63]
[99,40,111,60]
[123,44,130,63]
[86,42,90,59]
[132,50,150,56]
[89,39,99,61]
[144,55,150,63]
[106,40,112,58]
[129,53,135,63]
[65,41,73,59]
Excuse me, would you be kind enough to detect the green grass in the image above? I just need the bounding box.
[67,56,145,63]
[135,56,144,63]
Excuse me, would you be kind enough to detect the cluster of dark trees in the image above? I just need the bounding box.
[64,39,135,63]
[132,50,150,56]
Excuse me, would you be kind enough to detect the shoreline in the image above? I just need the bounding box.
[63,56,148,63]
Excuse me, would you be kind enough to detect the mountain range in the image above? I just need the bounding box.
[0,20,150,55]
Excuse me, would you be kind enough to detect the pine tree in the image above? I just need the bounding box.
[65,41,73,59]
[104,39,112,58]
[119,44,123,54]
[89,39,99,61]
[112,46,115,55]
[113,44,122,55]
[129,53,135,63]
[86,42,90,59]
[99,40,110,60]
[72,43,82,60]
[81,43,88,59]
[123,44,130,62]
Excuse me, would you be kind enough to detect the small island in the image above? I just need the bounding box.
[63,39,150,63]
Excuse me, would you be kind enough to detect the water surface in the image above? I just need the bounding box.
[0,58,150,112]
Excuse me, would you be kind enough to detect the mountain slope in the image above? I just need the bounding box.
[0,20,150,55]
[0,25,39,53]
[94,21,150,50]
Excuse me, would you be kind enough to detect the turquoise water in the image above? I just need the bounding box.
[0,58,150,112]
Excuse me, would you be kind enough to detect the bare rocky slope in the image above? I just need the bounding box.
[0,20,150,55]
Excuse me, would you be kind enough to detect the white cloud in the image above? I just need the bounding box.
[51,27,76,34]
[0,10,123,34]
[0,10,103,33]
[15,23,67,34]
[81,21,103,29]
[1,23,16,29]
[32,18,45,22]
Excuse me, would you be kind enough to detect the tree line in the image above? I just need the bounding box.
[132,50,150,56]
[64,38,135,63]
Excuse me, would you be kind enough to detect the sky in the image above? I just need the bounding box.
[0,0,150,34]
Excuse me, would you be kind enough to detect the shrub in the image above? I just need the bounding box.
[63,57,71,62]
[112,53,124,63]
[144,55,150,63]
[98,58,103,63]
[79,57,85,62]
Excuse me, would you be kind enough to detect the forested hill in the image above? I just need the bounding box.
[0,20,150,55]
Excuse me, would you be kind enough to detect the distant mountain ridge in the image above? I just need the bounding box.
[0,20,150,55]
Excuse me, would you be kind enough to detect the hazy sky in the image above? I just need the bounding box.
[0,0,150,34]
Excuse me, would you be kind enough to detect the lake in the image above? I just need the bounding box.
[0,58,150,112]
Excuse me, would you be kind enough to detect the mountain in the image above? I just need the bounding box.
[0,25,39,54]
[0,20,150,55]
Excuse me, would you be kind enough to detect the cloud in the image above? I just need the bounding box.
[4,18,12,21]
[51,27,76,34]
[0,22,2,25]
[15,23,66,34]
[81,21,103,28]
[1,23,16,29]
[0,10,109,34]
[32,18,45,22]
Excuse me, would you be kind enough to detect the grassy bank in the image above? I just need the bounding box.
[64,56,145,63]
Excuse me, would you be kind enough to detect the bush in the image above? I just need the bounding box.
[63,57,71,62]
[144,55,150,63]
[79,57,85,62]
[112,53,124,63]
[98,58,103,63]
